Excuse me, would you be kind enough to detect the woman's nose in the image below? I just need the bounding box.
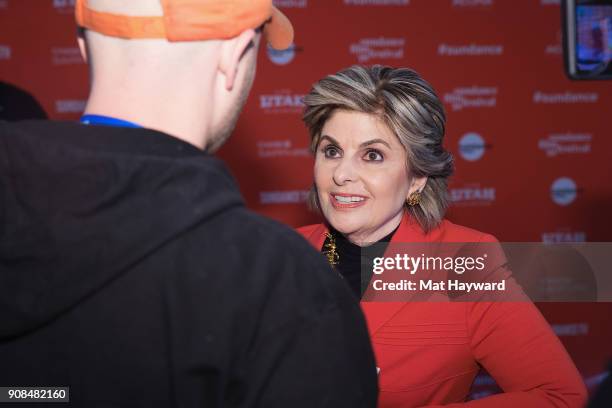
[332,157,358,186]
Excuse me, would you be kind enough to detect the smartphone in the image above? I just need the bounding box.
[563,0,612,80]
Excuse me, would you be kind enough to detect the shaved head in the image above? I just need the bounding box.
[78,0,262,150]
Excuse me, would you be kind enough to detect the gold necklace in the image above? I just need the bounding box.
[323,232,339,267]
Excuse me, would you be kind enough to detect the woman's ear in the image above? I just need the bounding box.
[408,176,428,197]
[218,29,257,90]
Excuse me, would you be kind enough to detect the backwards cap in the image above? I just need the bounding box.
[75,0,294,50]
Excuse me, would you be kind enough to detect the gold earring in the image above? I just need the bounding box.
[323,232,339,267]
[406,191,421,206]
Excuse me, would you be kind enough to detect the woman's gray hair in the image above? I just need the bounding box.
[302,65,453,233]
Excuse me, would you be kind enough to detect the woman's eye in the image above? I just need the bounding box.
[324,146,341,158]
[364,149,383,161]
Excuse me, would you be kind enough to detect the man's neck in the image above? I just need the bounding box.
[84,72,216,150]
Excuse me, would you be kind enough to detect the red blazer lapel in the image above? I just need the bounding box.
[297,223,328,249]
[362,212,428,336]
[297,212,438,337]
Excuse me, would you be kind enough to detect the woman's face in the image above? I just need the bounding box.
[314,110,424,245]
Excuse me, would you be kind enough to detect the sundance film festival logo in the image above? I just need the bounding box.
[267,44,302,65]
[0,45,11,60]
[273,0,308,7]
[452,0,493,6]
[259,90,305,114]
[51,47,84,65]
[438,43,503,56]
[260,190,309,204]
[542,230,586,243]
[533,91,598,104]
[350,37,405,63]
[550,177,580,206]
[344,0,410,5]
[538,133,591,157]
[257,140,309,158]
[458,132,490,161]
[55,99,86,114]
[443,86,497,111]
[450,185,496,206]
[53,0,75,13]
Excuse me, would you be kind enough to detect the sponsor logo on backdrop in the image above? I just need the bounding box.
[438,43,503,56]
[542,229,587,243]
[550,177,579,206]
[267,44,303,65]
[350,37,405,63]
[458,132,489,161]
[538,132,592,157]
[274,0,308,7]
[55,99,86,114]
[257,140,310,158]
[450,184,496,206]
[260,190,309,204]
[443,86,497,111]
[533,91,599,104]
[344,0,409,5]
[0,0,8,10]
[452,0,494,7]
[0,45,11,60]
[552,323,589,336]
[259,90,305,114]
[545,30,562,55]
[541,0,559,5]
[53,0,75,13]
[51,47,84,65]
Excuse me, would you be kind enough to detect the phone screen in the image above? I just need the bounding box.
[576,3,612,76]
[564,0,612,79]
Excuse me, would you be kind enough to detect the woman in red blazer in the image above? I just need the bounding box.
[297,65,587,407]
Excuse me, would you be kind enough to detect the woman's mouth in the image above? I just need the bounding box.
[330,193,368,209]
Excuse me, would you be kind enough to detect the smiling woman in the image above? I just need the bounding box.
[314,110,415,246]
[296,65,587,407]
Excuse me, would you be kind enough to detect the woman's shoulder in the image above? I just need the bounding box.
[395,212,499,243]
[436,219,498,243]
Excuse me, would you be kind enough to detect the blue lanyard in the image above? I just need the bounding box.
[80,114,142,128]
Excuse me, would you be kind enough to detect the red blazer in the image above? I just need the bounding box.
[297,213,587,407]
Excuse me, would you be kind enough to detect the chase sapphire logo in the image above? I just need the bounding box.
[458,132,486,161]
[267,43,298,65]
[550,177,578,206]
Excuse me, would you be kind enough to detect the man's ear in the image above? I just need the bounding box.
[218,29,257,90]
[77,28,88,64]
[408,176,428,197]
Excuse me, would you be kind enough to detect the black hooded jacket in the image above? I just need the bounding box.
[0,120,378,407]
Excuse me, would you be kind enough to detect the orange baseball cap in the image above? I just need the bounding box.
[75,0,294,50]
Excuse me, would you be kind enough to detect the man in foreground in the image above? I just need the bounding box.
[0,0,378,406]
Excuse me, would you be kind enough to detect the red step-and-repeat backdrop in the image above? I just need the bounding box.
[1,0,611,399]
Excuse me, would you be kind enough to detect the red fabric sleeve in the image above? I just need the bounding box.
[424,301,587,407]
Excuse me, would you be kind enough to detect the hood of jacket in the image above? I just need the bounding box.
[0,120,243,339]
